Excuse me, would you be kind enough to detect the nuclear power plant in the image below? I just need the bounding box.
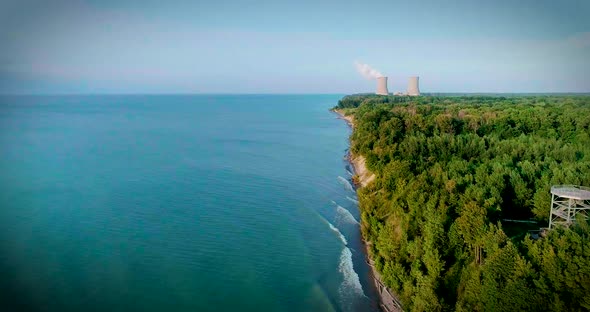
[357,61,420,96]
[407,76,420,96]
[373,75,420,96]
[376,77,389,95]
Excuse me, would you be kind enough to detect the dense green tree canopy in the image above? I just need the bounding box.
[338,95,590,311]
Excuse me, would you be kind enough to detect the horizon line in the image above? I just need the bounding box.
[1,92,590,96]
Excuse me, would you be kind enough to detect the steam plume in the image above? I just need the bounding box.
[354,61,383,80]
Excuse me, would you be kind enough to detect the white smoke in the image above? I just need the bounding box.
[354,61,383,80]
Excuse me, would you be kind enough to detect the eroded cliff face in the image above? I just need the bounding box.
[335,109,401,312]
[349,154,375,188]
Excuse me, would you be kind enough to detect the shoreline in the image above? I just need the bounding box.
[333,111,375,188]
[333,109,403,312]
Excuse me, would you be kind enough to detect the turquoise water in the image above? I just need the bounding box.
[0,95,379,312]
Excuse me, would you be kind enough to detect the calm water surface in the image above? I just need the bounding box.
[0,95,379,312]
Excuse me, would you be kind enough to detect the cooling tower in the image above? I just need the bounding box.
[407,76,420,96]
[376,77,389,95]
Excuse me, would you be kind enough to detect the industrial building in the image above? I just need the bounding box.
[407,76,420,96]
[374,75,420,96]
[376,77,389,95]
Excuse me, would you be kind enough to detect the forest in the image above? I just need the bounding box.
[336,94,590,311]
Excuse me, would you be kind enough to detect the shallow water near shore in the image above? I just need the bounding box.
[0,95,380,312]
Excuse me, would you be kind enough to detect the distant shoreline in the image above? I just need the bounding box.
[333,109,402,312]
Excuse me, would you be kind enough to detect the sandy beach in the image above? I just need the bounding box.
[334,109,402,312]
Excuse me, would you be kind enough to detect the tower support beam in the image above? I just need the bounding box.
[548,185,590,229]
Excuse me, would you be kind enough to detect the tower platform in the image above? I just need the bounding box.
[549,185,590,229]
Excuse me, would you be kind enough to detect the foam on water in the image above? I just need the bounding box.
[335,205,359,225]
[337,176,354,192]
[319,212,365,306]
[0,94,381,312]
[346,196,359,204]
[346,170,353,176]
[327,221,348,245]
[338,247,366,305]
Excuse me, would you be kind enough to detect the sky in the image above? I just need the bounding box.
[0,0,589,94]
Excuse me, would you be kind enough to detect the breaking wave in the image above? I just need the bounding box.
[337,176,354,192]
[346,196,359,204]
[336,205,359,224]
[322,204,365,308]
[327,221,348,245]
[338,247,366,304]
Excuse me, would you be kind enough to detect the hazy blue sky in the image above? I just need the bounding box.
[1,0,589,93]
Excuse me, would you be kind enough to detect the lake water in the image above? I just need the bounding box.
[0,95,379,312]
